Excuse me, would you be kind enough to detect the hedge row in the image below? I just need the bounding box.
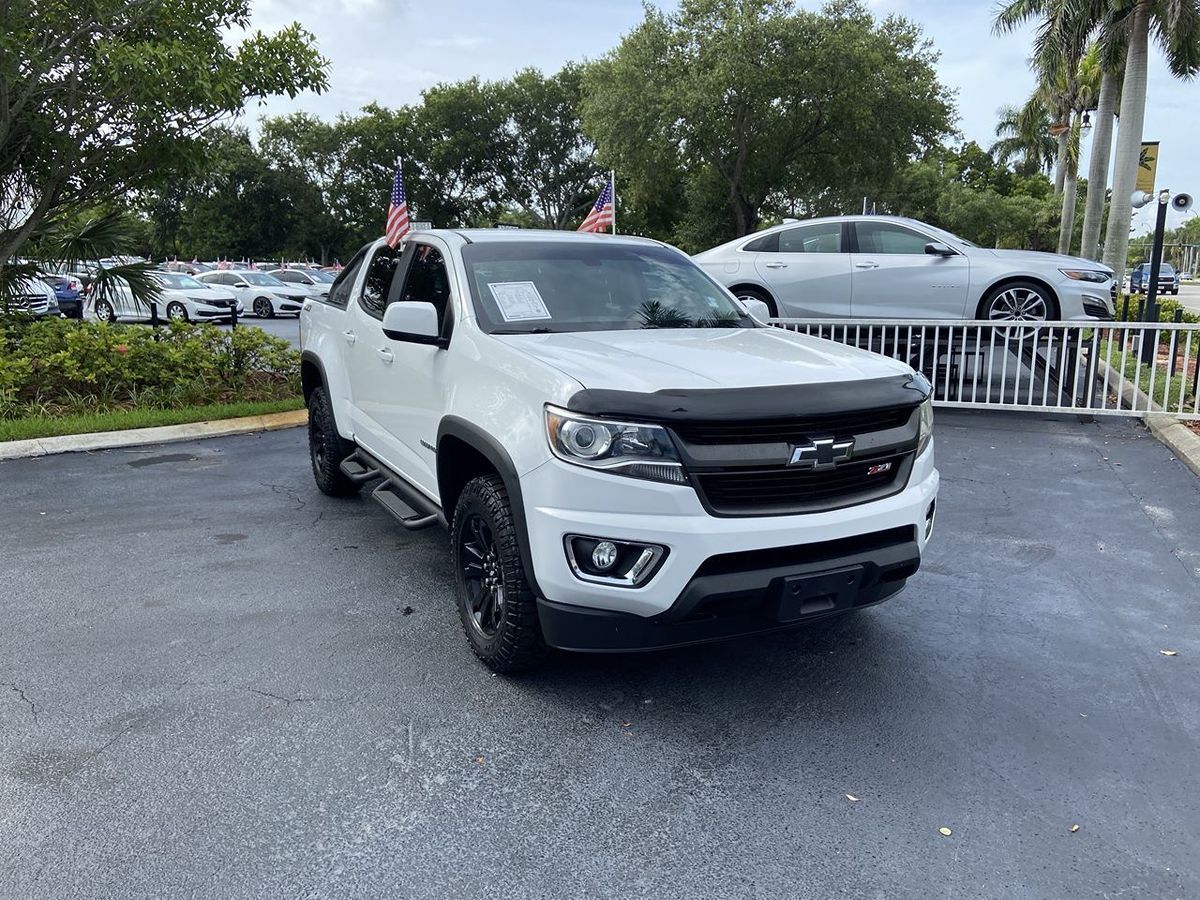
[0,317,300,419]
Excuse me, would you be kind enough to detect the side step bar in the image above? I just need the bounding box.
[340,449,443,531]
[339,456,382,484]
[371,481,440,531]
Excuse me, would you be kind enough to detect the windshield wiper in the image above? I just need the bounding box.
[491,327,558,335]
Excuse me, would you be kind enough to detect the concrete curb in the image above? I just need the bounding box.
[0,409,308,461]
[1145,414,1200,479]
[1096,359,1200,478]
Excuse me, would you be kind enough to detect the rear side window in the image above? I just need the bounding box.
[324,248,368,309]
[358,246,403,319]
[778,223,842,253]
[742,232,779,253]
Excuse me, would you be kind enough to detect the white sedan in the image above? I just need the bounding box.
[694,215,1116,323]
[89,271,242,322]
[197,269,308,318]
[267,267,335,298]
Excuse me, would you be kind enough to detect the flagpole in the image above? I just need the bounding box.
[610,170,617,235]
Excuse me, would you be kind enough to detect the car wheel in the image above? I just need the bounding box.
[307,386,359,497]
[734,286,778,319]
[452,475,546,674]
[166,301,189,322]
[94,299,116,323]
[253,296,275,318]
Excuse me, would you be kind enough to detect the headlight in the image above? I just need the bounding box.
[545,405,686,484]
[917,397,934,457]
[1059,269,1110,283]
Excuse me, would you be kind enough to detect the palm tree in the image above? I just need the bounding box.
[990,98,1058,177]
[1053,45,1102,254]
[1102,1,1200,273]
[1079,65,1121,260]
[995,0,1106,254]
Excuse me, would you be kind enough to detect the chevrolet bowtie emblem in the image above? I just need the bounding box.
[788,437,854,470]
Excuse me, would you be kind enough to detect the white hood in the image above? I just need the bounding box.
[495,327,912,393]
[987,248,1113,274]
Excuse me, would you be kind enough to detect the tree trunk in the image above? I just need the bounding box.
[1103,2,1149,273]
[1080,70,1118,261]
[1058,133,1078,255]
[1053,129,1069,196]
[732,197,757,237]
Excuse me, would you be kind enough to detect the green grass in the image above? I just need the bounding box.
[1099,338,1199,412]
[0,397,305,443]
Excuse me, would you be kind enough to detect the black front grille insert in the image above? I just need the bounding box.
[692,449,913,516]
[671,406,914,445]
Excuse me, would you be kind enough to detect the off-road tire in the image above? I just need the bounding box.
[307,385,358,497]
[451,474,547,673]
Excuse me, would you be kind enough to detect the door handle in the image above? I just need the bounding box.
[376,347,394,364]
[764,261,788,269]
[855,262,879,269]
[343,330,356,345]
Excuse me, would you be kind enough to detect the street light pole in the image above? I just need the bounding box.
[1140,189,1170,364]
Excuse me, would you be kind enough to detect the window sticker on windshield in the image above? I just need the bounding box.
[488,281,552,322]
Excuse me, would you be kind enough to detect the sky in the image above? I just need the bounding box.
[242,0,1199,235]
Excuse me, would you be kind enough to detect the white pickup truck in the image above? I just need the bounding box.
[299,230,938,672]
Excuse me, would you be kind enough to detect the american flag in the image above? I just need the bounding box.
[577,177,615,233]
[386,164,411,247]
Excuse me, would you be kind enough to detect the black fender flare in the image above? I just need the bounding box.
[437,416,544,600]
[299,350,328,403]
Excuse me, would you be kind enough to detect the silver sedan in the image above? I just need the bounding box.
[694,215,1115,323]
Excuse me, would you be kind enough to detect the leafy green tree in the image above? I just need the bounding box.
[0,0,329,282]
[259,113,352,263]
[494,65,603,229]
[582,0,953,245]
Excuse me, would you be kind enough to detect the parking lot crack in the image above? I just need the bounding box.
[248,688,347,706]
[2,682,39,726]
[261,481,307,510]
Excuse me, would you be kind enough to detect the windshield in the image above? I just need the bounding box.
[240,272,285,287]
[153,272,205,290]
[1160,264,1175,274]
[309,270,336,283]
[462,242,751,334]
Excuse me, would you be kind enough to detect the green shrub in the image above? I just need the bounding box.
[0,319,299,420]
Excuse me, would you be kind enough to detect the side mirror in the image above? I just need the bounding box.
[382,301,445,347]
[739,296,771,321]
[924,242,955,257]
[235,281,249,288]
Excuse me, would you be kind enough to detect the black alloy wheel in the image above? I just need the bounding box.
[459,514,505,638]
[451,474,546,673]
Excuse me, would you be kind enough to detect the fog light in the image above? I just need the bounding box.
[565,535,668,587]
[591,541,619,571]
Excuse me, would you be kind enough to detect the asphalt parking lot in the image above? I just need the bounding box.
[2,411,1199,899]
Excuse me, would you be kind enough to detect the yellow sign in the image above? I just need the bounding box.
[1136,142,1160,193]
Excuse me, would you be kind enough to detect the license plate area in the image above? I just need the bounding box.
[775,566,864,622]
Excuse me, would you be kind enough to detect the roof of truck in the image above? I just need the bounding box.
[432,228,664,247]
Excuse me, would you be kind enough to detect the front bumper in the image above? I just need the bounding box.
[538,525,919,652]
[521,444,938,648]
